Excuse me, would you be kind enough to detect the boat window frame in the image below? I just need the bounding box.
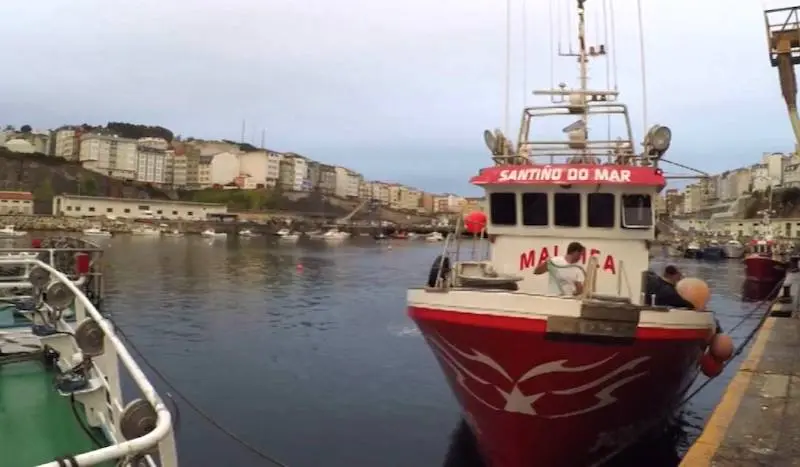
[553,192,581,227]
[620,194,653,229]
[586,192,616,229]
[489,192,518,226]
[521,192,548,227]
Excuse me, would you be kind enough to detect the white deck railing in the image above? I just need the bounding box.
[0,256,178,467]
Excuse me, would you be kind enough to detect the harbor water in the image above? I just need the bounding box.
[21,235,759,466]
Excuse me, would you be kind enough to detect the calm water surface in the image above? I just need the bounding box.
[60,236,757,466]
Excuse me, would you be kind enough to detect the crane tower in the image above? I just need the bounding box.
[765,6,800,152]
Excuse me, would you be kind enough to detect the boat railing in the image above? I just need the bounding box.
[0,252,177,466]
[0,237,104,308]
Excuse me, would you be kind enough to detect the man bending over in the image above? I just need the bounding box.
[534,242,586,296]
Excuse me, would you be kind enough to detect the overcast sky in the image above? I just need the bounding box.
[0,0,796,194]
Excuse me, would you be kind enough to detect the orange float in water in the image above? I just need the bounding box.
[700,352,723,377]
[464,211,488,235]
[710,333,734,361]
[675,278,711,311]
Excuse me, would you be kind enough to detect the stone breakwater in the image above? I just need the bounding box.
[0,214,453,236]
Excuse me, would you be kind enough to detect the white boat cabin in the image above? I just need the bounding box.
[473,163,664,305]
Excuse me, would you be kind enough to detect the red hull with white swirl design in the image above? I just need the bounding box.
[408,293,714,467]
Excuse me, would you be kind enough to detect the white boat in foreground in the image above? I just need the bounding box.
[0,225,26,237]
[0,237,179,465]
[82,227,112,237]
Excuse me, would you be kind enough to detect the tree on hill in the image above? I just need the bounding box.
[20,124,31,133]
[81,178,99,196]
[106,122,174,141]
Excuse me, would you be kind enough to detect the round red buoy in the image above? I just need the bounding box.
[31,238,42,249]
[710,333,734,361]
[675,277,711,311]
[700,352,723,377]
[464,211,487,235]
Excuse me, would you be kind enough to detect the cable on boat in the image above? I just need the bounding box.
[521,0,528,107]
[108,319,290,467]
[635,0,648,137]
[504,0,512,136]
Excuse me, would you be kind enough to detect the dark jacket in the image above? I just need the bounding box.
[644,272,694,309]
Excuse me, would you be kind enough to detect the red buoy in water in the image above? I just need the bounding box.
[464,211,487,234]
[700,352,723,377]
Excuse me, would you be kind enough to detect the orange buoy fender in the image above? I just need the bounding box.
[675,277,711,311]
[709,333,734,361]
[700,352,723,377]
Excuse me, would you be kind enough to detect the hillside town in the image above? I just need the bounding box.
[0,123,484,216]
[660,151,800,237]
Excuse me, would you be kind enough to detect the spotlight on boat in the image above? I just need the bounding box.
[44,281,74,311]
[120,399,159,455]
[643,124,672,159]
[28,267,50,290]
[74,318,105,357]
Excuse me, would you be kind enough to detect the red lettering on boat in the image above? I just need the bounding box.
[518,247,617,274]
[520,249,537,270]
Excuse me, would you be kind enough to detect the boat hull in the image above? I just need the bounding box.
[744,255,786,284]
[683,248,703,259]
[408,305,708,467]
[702,247,724,260]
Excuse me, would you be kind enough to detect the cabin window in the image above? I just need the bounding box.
[621,194,653,229]
[587,193,615,228]
[521,193,548,226]
[489,192,517,225]
[554,193,580,227]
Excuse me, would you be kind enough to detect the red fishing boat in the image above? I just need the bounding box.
[407,3,717,466]
[742,211,786,300]
[744,212,786,281]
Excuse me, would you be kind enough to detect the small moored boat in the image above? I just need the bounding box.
[201,229,227,239]
[0,225,26,237]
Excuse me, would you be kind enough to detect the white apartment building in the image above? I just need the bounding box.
[333,166,360,198]
[52,128,79,160]
[136,145,167,184]
[366,181,390,204]
[3,139,35,153]
[751,163,770,191]
[79,134,138,180]
[165,150,188,188]
[785,162,800,188]
[280,155,308,191]
[206,151,240,186]
[762,152,788,185]
[239,150,283,188]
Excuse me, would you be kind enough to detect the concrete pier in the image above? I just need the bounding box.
[681,271,800,466]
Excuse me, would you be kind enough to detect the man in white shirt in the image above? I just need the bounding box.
[533,242,586,296]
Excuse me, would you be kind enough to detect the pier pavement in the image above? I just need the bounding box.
[680,271,800,466]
